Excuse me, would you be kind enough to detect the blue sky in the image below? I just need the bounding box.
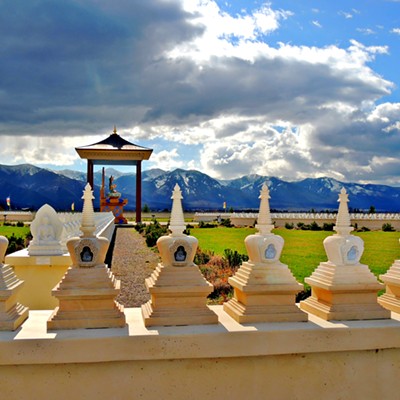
[0,0,400,185]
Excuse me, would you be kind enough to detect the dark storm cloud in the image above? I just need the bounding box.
[0,0,391,137]
[0,0,201,133]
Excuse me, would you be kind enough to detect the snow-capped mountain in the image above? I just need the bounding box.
[1,164,400,212]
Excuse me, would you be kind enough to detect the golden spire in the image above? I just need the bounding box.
[113,125,117,134]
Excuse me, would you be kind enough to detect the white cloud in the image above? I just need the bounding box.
[1,0,399,186]
[312,20,322,28]
[150,148,184,171]
[356,28,376,35]
[391,28,400,34]
[339,11,353,19]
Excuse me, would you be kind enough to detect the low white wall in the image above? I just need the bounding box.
[1,306,400,399]
[195,212,400,230]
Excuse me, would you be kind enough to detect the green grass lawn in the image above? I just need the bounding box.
[191,227,400,286]
[0,224,30,239]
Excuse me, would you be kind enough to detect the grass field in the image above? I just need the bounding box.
[0,224,30,239]
[191,227,400,286]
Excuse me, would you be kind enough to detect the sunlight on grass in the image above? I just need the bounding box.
[191,227,400,286]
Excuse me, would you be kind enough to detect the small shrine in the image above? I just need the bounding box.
[0,235,29,330]
[75,127,153,223]
[28,204,64,255]
[47,183,125,330]
[142,184,218,326]
[300,188,390,321]
[100,168,128,224]
[223,184,307,323]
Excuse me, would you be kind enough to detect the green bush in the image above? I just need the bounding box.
[223,248,249,268]
[199,221,217,228]
[309,221,321,231]
[194,248,214,265]
[5,233,26,255]
[219,218,233,227]
[382,223,395,232]
[285,222,294,230]
[134,222,146,234]
[322,222,334,231]
[137,220,168,247]
[16,221,25,227]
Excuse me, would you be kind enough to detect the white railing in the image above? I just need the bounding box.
[58,212,115,252]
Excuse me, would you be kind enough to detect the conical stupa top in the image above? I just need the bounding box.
[169,184,186,236]
[256,183,274,235]
[334,187,353,235]
[80,183,96,237]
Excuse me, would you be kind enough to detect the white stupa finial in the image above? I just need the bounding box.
[80,183,96,237]
[334,187,353,236]
[169,184,186,236]
[256,183,274,235]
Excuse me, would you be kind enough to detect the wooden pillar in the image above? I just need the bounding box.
[87,160,94,189]
[136,161,142,223]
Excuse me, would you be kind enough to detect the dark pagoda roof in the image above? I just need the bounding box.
[75,127,153,165]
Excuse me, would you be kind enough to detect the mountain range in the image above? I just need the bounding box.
[0,163,399,212]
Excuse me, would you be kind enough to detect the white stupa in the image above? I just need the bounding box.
[142,184,217,326]
[300,188,389,320]
[0,235,29,330]
[223,184,307,323]
[47,183,125,330]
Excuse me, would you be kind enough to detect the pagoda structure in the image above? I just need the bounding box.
[75,127,152,222]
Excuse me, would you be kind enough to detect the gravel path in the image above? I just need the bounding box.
[111,227,160,307]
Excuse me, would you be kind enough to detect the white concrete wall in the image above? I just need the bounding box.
[1,306,400,399]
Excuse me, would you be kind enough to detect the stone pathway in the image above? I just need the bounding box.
[111,227,160,307]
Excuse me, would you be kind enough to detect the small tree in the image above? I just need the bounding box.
[142,203,150,213]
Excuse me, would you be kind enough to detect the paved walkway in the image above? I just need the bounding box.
[111,227,160,307]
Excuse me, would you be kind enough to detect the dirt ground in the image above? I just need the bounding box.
[111,227,160,307]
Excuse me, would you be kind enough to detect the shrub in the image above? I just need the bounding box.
[194,248,214,265]
[16,221,25,227]
[322,222,334,231]
[143,220,168,247]
[219,218,233,227]
[223,248,249,268]
[357,226,370,232]
[285,222,294,230]
[134,222,146,234]
[5,233,26,255]
[296,287,311,302]
[198,221,217,228]
[309,221,321,231]
[199,255,235,302]
[382,223,395,232]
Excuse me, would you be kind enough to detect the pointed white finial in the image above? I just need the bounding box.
[256,183,274,235]
[334,187,353,235]
[81,183,96,237]
[169,184,186,236]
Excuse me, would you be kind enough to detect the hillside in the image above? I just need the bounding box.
[1,164,400,212]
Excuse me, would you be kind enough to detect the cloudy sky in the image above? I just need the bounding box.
[1,0,400,185]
